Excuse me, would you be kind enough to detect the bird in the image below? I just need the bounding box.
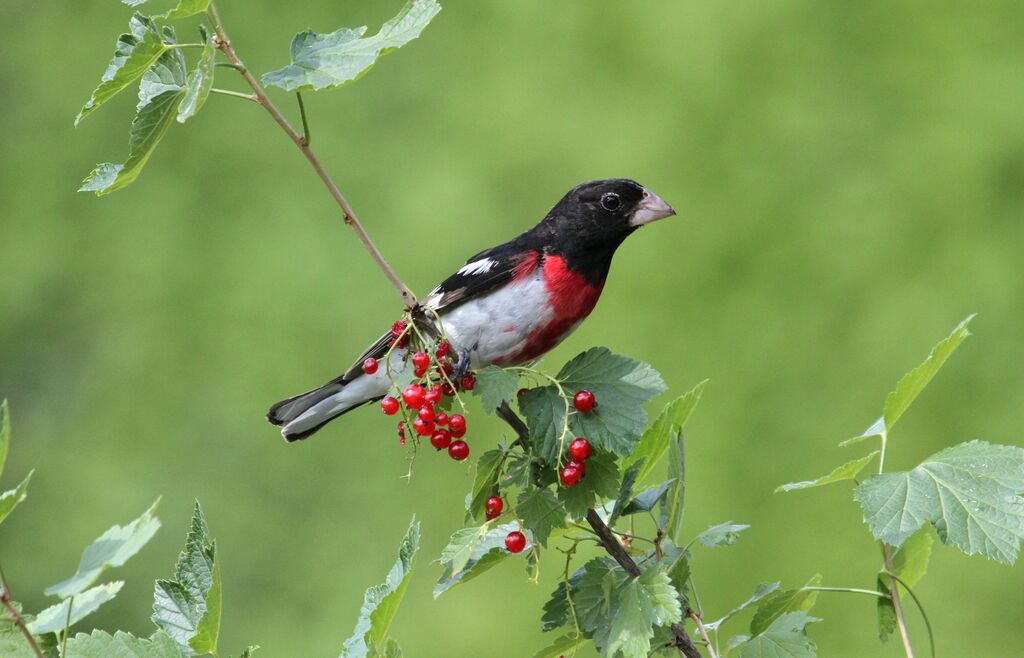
[268,178,676,442]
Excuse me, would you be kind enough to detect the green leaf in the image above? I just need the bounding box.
[177,29,215,123]
[473,366,520,413]
[622,480,674,516]
[0,470,33,526]
[662,428,686,542]
[76,14,171,125]
[664,543,691,599]
[853,440,1024,563]
[603,566,683,658]
[775,452,879,493]
[556,450,620,520]
[839,416,885,448]
[609,462,641,527]
[749,575,821,636]
[540,566,587,632]
[158,0,211,20]
[705,582,781,631]
[152,502,218,654]
[342,517,419,657]
[46,499,161,598]
[521,348,666,464]
[697,521,750,547]
[627,380,706,482]
[877,527,933,641]
[122,0,149,6]
[64,629,180,658]
[0,619,46,658]
[0,400,9,478]
[466,449,504,524]
[434,521,524,597]
[531,633,587,658]
[516,488,566,547]
[736,611,818,658]
[27,582,124,635]
[883,315,974,433]
[571,558,626,638]
[188,551,221,655]
[262,0,442,92]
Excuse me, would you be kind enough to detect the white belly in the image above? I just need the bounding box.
[437,270,552,367]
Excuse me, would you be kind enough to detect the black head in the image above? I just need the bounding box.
[530,179,676,266]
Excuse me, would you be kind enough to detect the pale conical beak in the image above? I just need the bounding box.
[629,189,676,227]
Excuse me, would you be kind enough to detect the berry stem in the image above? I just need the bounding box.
[205,1,417,308]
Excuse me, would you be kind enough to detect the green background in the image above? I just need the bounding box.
[2,0,1022,656]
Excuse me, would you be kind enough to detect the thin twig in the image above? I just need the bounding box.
[584,509,703,658]
[205,1,417,308]
[885,573,935,658]
[296,92,311,146]
[0,566,45,658]
[210,88,259,103]
[688,611,718,658]
[882,544,915,658]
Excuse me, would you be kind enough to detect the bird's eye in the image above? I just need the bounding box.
[601,193,621,211]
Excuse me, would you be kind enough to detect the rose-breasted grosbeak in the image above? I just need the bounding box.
[268,178,675,441]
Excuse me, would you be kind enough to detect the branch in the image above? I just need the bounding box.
[687,610,718,658]
[0,568,44,658]
[882,543,915,658]
[204,1,417,308]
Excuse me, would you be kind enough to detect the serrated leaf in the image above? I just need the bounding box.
[572,558,626,638]
[27,582,124,635]
[434,521,524,597]
[76,14,170,125]
[177,30,215,122]
[342,517,419,657]
[603,566,683,658]
[556,450,620,520]
[875,573,897,642]
[883,315,974,433]
[627,380,706,482]
[0,470,33,526]
[152,502,218,654]
[705,582,781,631]
[749,575,821,636]
[664,543,691,598]
[158,0,210,20]
[776,452,879,493]
[853,440,1024,563]
[531,633,587,658]
[466,450,504,524]
[473,366,520,413]
[697,521,750,547]
[622,480,674,516]
[663,428,685,542]
[188,551,221,655]
[609,462,641,527]
[262,0,442,92]
[521,349,666,465]
[0,621,45,658]
[64,629,180,658]
[839,416,885,448]
[516,488,566,547]
[736,611,818,658]
[46,499,161,598]
[0,400,9,477]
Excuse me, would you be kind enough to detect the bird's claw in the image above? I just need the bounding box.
[452,348,472,380]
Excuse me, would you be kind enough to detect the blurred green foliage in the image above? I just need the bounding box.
[1,1,1022,656]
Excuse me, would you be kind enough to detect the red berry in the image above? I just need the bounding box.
[560,464,582,487]
[397,422,406,445]
[417,405,435,423]
[516,387,529,398]
[435,411,449,426]
[460,373,476,391]
[424,386,441,406]
[362,357,379,375]
[414,367,428,379]
[485,496,503,519]
[441,382,456,397]
[573,390,596,413]
[430,428,452,450]
[391,320,406,339]
[569,438,591,461]
[413,417,434,437]
[412,351,430,369]
[448,440,469,461]
[380,396,400,415]
[505,531,526,553]
[448,414,466,438]
[439,360,454,376]
[436,341,451,358]
[402,384,425,408]
[569,459,586,477]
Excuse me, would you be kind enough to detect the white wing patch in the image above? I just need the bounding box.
[457,258,496,276]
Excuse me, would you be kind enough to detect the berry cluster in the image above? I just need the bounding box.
[559,437,592,487]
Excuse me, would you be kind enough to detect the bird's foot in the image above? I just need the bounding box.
[452,348,472,380]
